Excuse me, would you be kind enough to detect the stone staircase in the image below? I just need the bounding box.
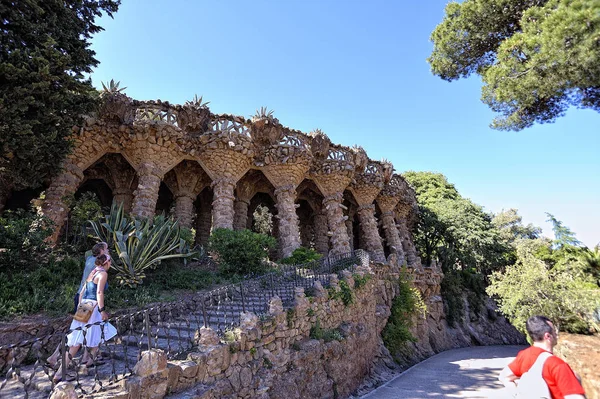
[0,252,363,399]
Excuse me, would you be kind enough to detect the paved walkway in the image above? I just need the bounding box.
[361,345,527,399]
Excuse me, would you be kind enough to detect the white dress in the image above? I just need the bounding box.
[67,272,117,347]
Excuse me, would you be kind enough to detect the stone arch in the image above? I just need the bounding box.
[80,153,138,212]
[234,170,275,232]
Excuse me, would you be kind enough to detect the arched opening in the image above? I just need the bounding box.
[297,179,327,255]
[155,182,174,216]
[194,187,213,247]
[76,179,113,208]
[3,186,46,212]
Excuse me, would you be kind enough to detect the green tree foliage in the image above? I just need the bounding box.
[492,208,541,245]
[0,209,53,272]
[0,0,120,191]
[487,238,600,333]
[208,228,276,275]
[428,0,600,131]
[546,212,582,248]
[252,205,273,235]
[403,171,511,275]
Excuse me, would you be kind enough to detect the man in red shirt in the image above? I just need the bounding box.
[499,315,586,399]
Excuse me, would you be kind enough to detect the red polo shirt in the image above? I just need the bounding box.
[508,346,585,399]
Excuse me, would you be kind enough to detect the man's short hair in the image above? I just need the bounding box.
[92,242,108,257]
[526,315,554,342]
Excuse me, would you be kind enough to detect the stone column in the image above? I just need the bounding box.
[356,204,385,261]
[42,162,84,243]
[323,192,351,255]
[274,185,301,258]
[233,199,250,231]
[345,218,354,251]
[313,210,329,255]
[397,217,418,266]
[381,211,405,265]
[211,178,236,230]
[112,187,134,213]
[174,193,195,228]
[131,162,163,219]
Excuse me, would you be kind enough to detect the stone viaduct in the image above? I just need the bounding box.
[40,93,421,263]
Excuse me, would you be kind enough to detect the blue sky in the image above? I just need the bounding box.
[89,0,599,247]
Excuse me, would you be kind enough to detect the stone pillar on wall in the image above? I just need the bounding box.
[356,204,385,262]
[131,162,163,219]
[380,210,405,265]
[323,192,351,255]
[42,162,84,243]
[274,185,301,258]
[345,218,354,251]
[397,216,418,266]
[112,187,134,213]
[233,199,250,231]
[174,194,196,228]
[313,210,329,255]
[211,178,236,230]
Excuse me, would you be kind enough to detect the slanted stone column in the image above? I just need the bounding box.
[233,199,250,231]
[112,187,134,213]
[397,216,418,266]
[42,162,84,243]
[323,192,351,255]
[211,178,236,230]
[174,193,195,228]
[380,210,404,263]
[313,210,329,255]
[274,185,301,258]
[131,162,163,219]
[356,204,385,261]
[345,218,354,251]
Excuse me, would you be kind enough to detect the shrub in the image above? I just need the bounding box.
[353,273,371,289]
[328,280,354,306]
[0,256,81,319]
[0,209,53,272]
[280,247,322,265]
[208,228,276,276]
[382,268,427,358]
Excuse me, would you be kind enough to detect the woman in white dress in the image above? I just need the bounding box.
[55,254,117,381]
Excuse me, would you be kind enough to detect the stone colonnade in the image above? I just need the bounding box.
[36,95,421,263]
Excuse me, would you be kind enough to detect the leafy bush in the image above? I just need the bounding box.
[309,319,344,342]
[64,192,103,250]
[0,209,53,272]
[280,247,322,265]
[208,228,276,275]
[383,269,427,358]
[0,256,81,319]
[89,203,194,286]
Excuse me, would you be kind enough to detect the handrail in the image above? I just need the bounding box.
[0,249,369,398]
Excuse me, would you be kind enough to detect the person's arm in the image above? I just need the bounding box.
[499,365,518,388]
[96,271,109,321]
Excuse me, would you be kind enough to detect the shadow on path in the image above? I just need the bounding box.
[361,345,527,399]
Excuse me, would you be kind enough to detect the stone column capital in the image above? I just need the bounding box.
[357,203,376,213]
[137,162,163,178]
[273,184,297,197]
[323,192,343,205]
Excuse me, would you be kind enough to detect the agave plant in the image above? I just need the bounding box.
[89,202,194,286]
[185,94,210,109]
[89,202,134,247]
[100,79,127,95]
[253,106,274,121]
